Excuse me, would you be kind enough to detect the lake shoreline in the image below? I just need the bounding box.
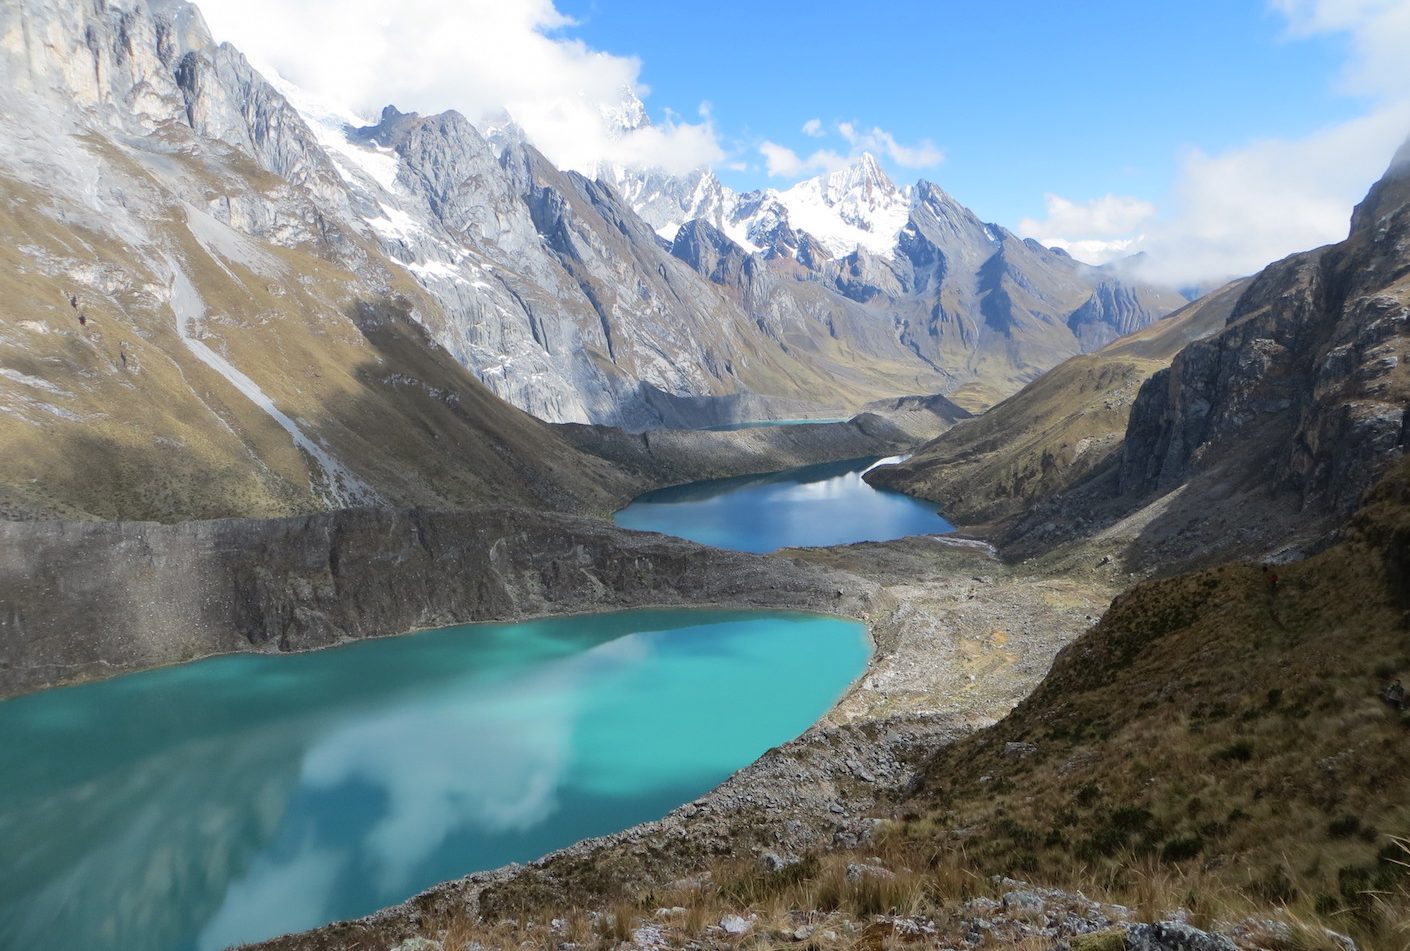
[612,455,952,554]
[1,609,873,950]
[242,535,1123,950]
[0,497,1118,951]
[0,506,876,701]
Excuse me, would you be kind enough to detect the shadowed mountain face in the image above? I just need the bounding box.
[868,280,1249,528]
[879,137,1410,570]
[1118,139,1410,517]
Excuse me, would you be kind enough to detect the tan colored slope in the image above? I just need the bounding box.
[897,459,1410,949]
[867,279,1249,527]
[0,139,631,522]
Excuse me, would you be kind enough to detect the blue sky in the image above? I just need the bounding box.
[200,0,1410,282]
[556,0,1360,223]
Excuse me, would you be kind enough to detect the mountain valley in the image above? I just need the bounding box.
[2,1,1409,950]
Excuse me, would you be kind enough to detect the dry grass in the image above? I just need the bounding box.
[884,463,1410,950]
[0,153,639,522]
[873,280,1247,524]
[405,834,1407,950]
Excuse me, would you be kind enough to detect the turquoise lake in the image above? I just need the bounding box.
[0,609,869,951]
[613,456,955,553]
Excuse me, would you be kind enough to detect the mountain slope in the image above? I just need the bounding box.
[898,457,1410,949]
[0,0,633,520]
[868,279,1248,527]
[1118,140,1410,518]
[879,138,1410,570]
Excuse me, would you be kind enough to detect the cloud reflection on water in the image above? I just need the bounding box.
[0,611,866,951]
[195,635,649,948]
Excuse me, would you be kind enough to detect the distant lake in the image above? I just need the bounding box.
[613,456,954,553]
[703,417,849,432]
[0,609,868,951]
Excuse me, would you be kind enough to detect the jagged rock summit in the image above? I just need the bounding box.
[0,0,1189,529]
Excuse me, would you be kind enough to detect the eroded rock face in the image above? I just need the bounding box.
[1119,144,1410,516]
[3,0,1190,440]
[0,507,873,699]
[1068,280,1176,351]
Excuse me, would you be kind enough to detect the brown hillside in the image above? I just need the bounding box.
[895,459,1410,947]
[868,280,1248,528]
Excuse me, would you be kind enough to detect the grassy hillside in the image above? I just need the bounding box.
[0,145,632,522]
[886,459,1410,947]
[868,280,1248,528]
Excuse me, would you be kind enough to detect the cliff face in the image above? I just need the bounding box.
[0,0,668,521]
[884,139,1410,568]
[867,281,1247,528]
[0,508,871,699]
[1118,142,1410,518]
[0,0,1191,471]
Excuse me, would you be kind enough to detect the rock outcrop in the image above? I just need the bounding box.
[0,507,871,699]
[867,281,1247,528]
[1118,139,1410,518]
[883,137,1410,569]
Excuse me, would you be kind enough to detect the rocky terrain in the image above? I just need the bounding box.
[3,3,1409,951]
[230,459,1410,951]
[237,534,1124,951]
[879,141,1410,576]
[0,0,1188,506]
[867,280,1249,529]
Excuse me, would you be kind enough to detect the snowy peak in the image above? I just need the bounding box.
[601,88,649,136]
[822,152,898,205]
[593,89,736,241]
[605,165,735,243]
[772,152,910,256]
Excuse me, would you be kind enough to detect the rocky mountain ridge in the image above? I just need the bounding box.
[590,92,1194,411]
[880,136,1410,571]
[0,0,1190,451]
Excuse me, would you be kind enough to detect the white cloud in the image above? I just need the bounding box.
[1023,1,1410,283]
[836,122,943,168]
[1042,237,1145,264]
[1272,0,1410,98]
[194,0,723,175]
[1136,105,1410,283]
[759,141,848,178]
[1018,193,1157,265]
[762,121,942,179]
[1019,194,1157,241]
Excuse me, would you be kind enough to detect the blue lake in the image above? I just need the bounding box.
[613,456,954,553]
[0,609,869,951]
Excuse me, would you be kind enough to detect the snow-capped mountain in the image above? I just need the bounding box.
[595,92,1189,406]
[0,0,1189,512]
[602,164,734,241]
[597,92,905,257]
[763,153,913,256]
[594,93,737,244]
